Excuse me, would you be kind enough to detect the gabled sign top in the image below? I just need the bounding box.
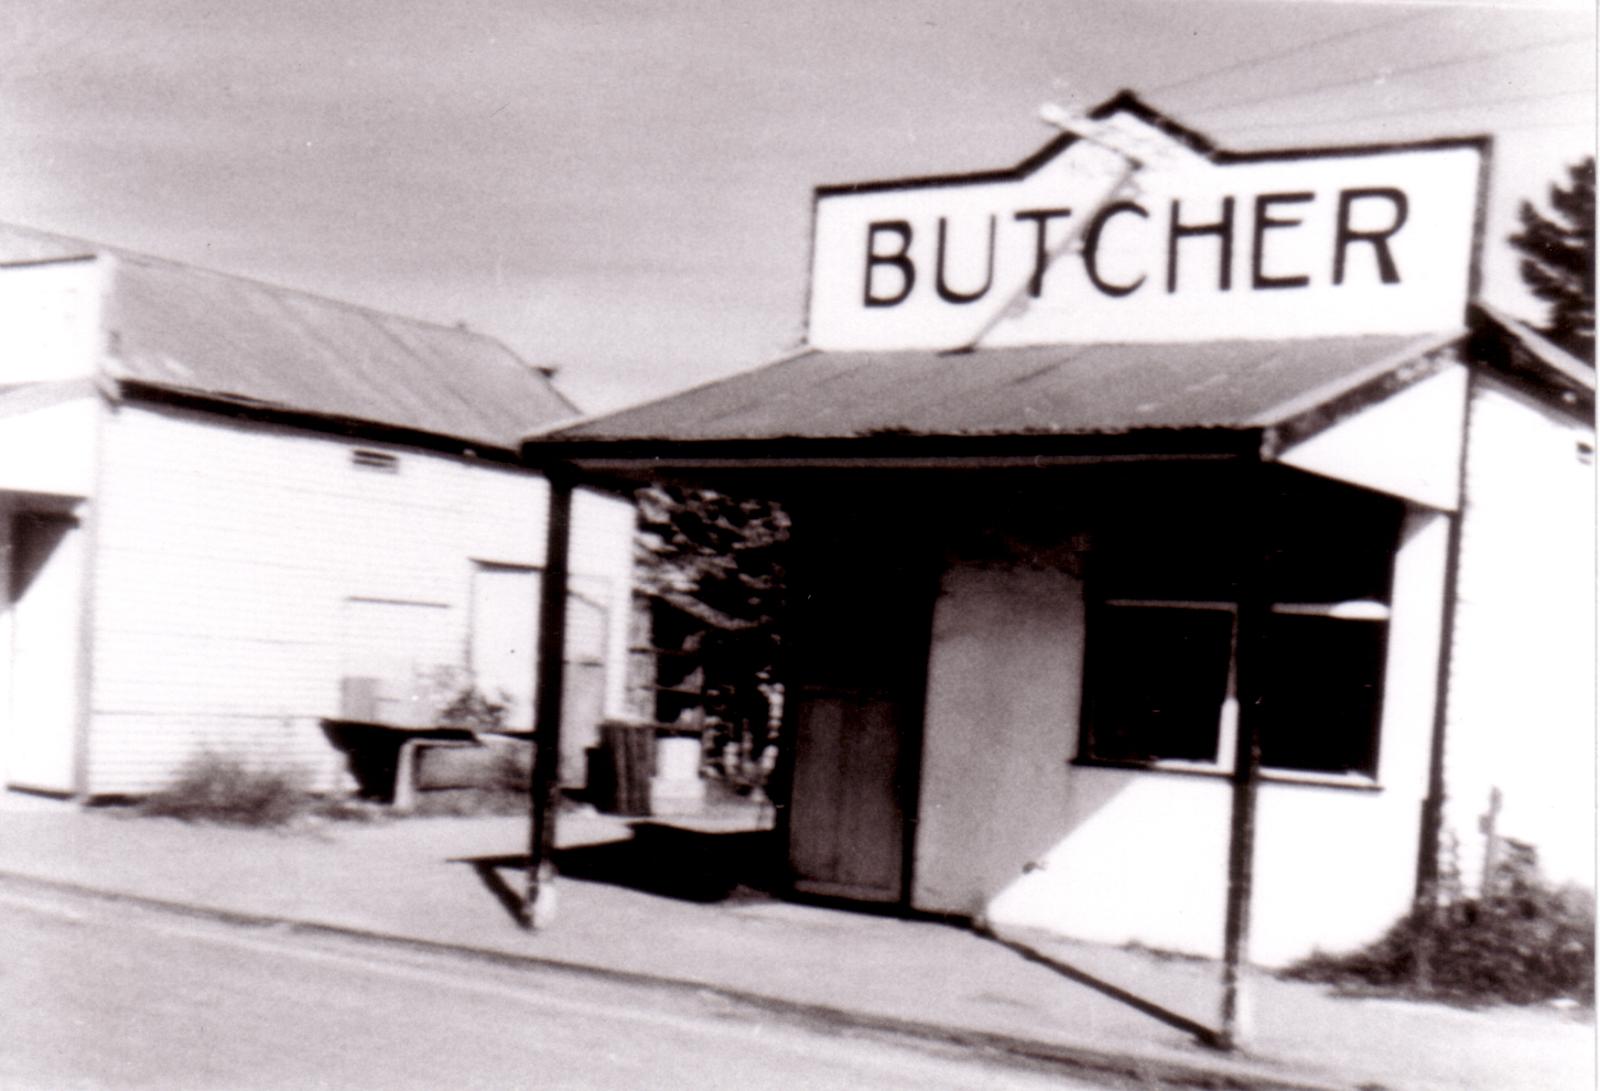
[807,92,1488,352]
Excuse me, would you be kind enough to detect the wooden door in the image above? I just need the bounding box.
[785,533,932,904]
[470,564,541,729]
[789,691,908,901]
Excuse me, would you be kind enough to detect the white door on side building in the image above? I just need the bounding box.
[470,565,611,787]
[6,509,84,794]
[470,564,540,731]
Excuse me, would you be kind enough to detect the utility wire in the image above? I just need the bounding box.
[1218,87,1593,134]
[1187,31,1592,117]
[1148,7,1442,98]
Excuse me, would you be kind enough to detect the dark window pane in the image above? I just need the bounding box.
[1262,477,1403,605]
[1084,606,1233,763]
[1257,615,1385,775]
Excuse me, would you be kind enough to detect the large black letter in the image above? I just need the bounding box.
[1251,191,1313,290]
[1168,197,1235,293]
[1013,207,1072,298]
[1083,201,1148,298]
[864,220,915,307]
[935,216,996,304]
[1334,188,1408,285]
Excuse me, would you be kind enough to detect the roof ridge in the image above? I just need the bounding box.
[0,221,544,366]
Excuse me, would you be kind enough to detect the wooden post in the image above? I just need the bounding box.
[1414,368,1472,991]
[1480,786,1503,896]
[525,470,574,929]
[1218,479,1268,1051]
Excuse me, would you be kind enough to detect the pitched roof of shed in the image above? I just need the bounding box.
[542,333,1455,446]
[0,224,576,451]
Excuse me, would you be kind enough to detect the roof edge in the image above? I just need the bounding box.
[521,428,1263,477]
[1247,329,1466,431]
[1470,301,1596,393]
[525,344,817,444]
[111,378,527,465]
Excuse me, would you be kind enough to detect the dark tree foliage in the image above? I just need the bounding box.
[1509,157,1595,365]
[636,486,789,631]
[635,486,789,774]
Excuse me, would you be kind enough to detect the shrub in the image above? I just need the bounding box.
[437,685,510,733]
[1285,846,1595,1006]
[140,751,308,827]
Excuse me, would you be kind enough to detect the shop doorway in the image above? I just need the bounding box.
[784,534,933,905]
[5,508,84,794]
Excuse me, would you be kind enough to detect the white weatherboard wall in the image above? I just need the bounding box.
[0,259,107,795]
[1445,377,1595,891]
[84,403,635,795]
[912,508,1449,967]
[0,395,101,499]
[0,259,103,385]
[912,563,1085,916]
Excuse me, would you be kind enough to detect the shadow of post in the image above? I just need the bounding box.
[454,824,1225,1050]
[454,823,783,926]
[971,922,1225,1049]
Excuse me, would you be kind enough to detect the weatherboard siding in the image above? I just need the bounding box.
[0,395,101,500]
[84,404,634,795]
[1444,377,1595,892]
[0,258,103,386]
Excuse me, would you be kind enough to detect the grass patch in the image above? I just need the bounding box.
[140,751,309,828]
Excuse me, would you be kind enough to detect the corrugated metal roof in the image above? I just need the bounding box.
[0,224,576,450]
[548,334,1455,444]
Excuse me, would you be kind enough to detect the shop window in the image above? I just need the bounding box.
[1081,603,1234,766]
[1080,599,1387,779]
[1256,612,1386,775]
[1077,474,1400,781]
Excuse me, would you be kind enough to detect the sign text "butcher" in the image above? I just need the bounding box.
[806,110,1484,351]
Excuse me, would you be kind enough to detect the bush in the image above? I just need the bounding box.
[140,751,309,827]
[436,685,510,733]
[1285,847,1595,1006]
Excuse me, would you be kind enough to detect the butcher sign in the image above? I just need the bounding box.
[805,97,1486,351]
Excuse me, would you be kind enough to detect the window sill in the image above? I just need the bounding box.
[1069,757,1382,792]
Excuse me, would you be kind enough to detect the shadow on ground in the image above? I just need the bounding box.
[454,822,1224,1047]
[456,823,783,923]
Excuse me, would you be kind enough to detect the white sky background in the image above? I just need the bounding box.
[1,0,1593,413]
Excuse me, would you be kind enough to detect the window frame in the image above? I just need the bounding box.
[1076,595,1389,788]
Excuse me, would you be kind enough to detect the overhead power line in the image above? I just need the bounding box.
[1149,8,1442,98]
[1218,87,1594,134]
[1188,32,1593,117]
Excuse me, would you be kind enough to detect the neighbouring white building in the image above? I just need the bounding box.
[521,93,1595,968]
[0,225,636,799]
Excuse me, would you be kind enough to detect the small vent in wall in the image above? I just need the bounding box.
[351,449,400,473]
[1577,441,1594,466]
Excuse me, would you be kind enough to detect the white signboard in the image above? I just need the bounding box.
[806,104,1485,351]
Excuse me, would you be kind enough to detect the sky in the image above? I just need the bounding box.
[1,0,1594,414]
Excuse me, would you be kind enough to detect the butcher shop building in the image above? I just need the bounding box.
[522,93,1594,967]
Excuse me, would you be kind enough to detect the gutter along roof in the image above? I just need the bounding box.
[526,333,1461,468]
[0,224,577,453]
